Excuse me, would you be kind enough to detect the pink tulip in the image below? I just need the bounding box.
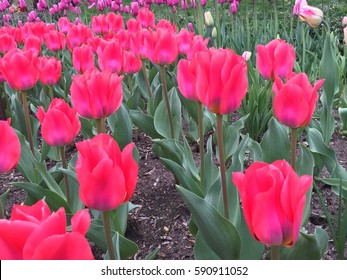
[273,72,324,128]
[70,68,123,119]
[256,39,296,81]
[232,160,312,246]
[97,40,124,74]
[293,0,323,28]
[0,119,21,174]
[0,33,16,54]
[38,56,62,86]
[72,45,95,73]
[36,98,81,147]
[76,134,138,211]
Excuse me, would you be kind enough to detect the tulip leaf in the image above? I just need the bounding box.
[307,128,347,180]
[107,104,133,150]
[0,189,10,218]
[194,232,221,260]
[129,110,162,139]
[203,136,220,194]
[280,228,328,260]
[320,178,347,199]
[79,116,95,139]
[134,68,150,100]
[10,182,71,213]
[260,117,290,163]
[296,144,315,225]
[177,186,241,259]
[147,84,162,117]
[154,88,182,139]
[145,247,160,260]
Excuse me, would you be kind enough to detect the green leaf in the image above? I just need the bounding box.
[261,117,290,163]
[154,88,182,139]
[10,182,70,213]
[203,137,219,194]
[129,110,163,139]
[145,247,160,260]
[296,144,315,225]
[194,232,221,260]
[177,186,241,259]
[79,116,95,139]
[107,104,133,150]
[35,161,65,197]
[0,189,10,218]
[280,228,328,260]
[104,233,139,260]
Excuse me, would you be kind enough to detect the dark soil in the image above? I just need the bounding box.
[1,129,347,260]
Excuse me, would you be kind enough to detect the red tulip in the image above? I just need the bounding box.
[72,44,94,73]
[105,12,124,34]
[57,17,72,33]
[0,119,21,174]
[76,134,138,211]
[38,56,62,86]
[148,28,178,65]
[256,39,296,81]
[178,48,248,115]
[0,48,39,91]
[232,159,312,246]
[36,98,81,146]
[23,35,42,56]
[70,68,123,119]
[97,40,124,74]
[126,18,141,33]
[91,14,109,34]
[44,30,66,51]
[176,28,194,55]
[66,23,93,51]
[123,51,142,74]
[0,200,94,259]
[0,33,17,54]
[273,72,324,128]
[128,28,152,60]
[137,7,155,28]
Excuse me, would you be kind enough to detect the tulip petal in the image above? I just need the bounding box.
[71,209,91,236]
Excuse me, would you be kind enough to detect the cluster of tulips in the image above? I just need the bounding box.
[0,0,343,260]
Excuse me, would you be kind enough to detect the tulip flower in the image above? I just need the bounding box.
[91,14,109,34]
[38,56,62,86]
[256,39,296,81]
[76,133,138,211]
[123,51,142,75]
[137,7,155,28]
[293,0,324,28]
[57,17,71,33]
[204,11,214,27]
[106,12,124,33]
[0,33,16,54]
[232,160,312,247]
[70,68,123,119]
[36,98,80,147]
[0,200,94,259]
[44,30,66,51]
[0,48,39,91]
[273,72,324,128]
[342,16,347,27]
[97,40,124,74]
[72,44,95,73]
[148,28,178,66]
[0,119,21,174]
[66,23,93,51]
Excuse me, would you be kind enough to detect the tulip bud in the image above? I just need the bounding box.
[204,11,214,27]
[343,16,347,27]
[242,51,252,62]
[298,5,324,28]
[211,27,217,38]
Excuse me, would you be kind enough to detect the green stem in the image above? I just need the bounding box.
[245,0,250,50]
[159,65,174,139]
[0,199,4,219]
[21,91,34,154]
[96,118,105,134]
[198,102,205,193]
[213,0,222,48]
[127,75,133,96]
[142,63,152,99]
[60,146,71,206]
[290,128,297,171]
[271,245,280,260]
[49,86,54,100]
[273,0,278,37]
[195,0,204,36]
[102,211,116,260]
[301,22,306,72]
[290,0,294,37]
[216,114,229,219]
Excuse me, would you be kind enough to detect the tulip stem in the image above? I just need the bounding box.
[198,102,205,193]
[21,91,34,154]
[216,114,229,219]
[159,65,174,139]
[271,245,280,260]
[213,0,222,48]
[96,118,105,134]
[301,23,306,72]
[290,128,297,171]
[127,75,133,96]
[102,211,116,260]
[0,199,4,219]
[142,63,152,99]
[49,86,54,100]
[60,146,71,206]
[195,0,204,36]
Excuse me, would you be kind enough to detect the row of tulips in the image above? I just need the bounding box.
[0,2,346,259]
